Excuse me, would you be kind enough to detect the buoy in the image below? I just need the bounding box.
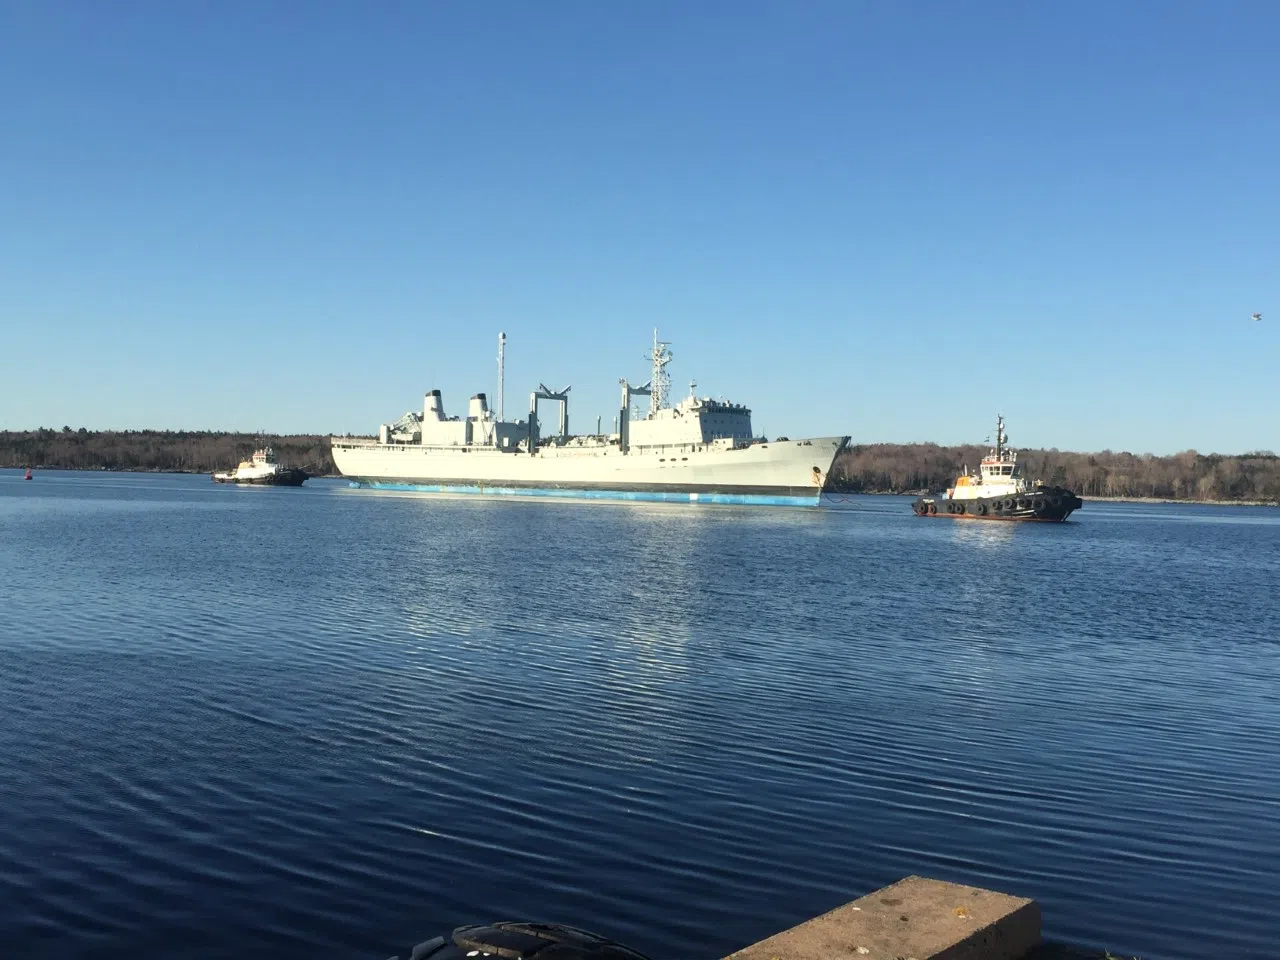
[24,468,32,480]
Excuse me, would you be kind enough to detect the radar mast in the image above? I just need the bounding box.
[497,332,506,421]
[648,328,673,415]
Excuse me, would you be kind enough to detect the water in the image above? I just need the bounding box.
[2,472,1278,960]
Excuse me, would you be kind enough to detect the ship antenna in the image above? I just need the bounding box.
[648,328,673,415]
[497,332,506,421]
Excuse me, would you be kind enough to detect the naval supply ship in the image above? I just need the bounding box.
[330,332,849,506]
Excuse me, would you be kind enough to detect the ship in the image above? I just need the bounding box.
[329,332,850,507]
[212,447,307,486]
[912,416,1082,521]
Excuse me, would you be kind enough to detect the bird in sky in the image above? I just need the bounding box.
[1252,312,1263,322]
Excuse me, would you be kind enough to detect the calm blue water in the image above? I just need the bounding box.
[2,471,1278,960]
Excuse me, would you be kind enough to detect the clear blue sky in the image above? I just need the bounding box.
[2,2,1277,454]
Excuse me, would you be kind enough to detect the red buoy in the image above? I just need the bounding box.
[24,468,32,480]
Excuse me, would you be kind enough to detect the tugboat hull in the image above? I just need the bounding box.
[913,486,1082,522]
[212,469,307,486]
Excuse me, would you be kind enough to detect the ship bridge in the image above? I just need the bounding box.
[978,415,1022,482]
[628,393,754,451]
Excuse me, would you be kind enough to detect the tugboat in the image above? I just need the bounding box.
[212,447,307,486]
[912,416,1082,522]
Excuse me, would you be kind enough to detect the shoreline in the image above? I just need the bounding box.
[5,466,343,480]
[1077,494,1278,507]
[8,467,1277,505]
[841,490,1279,507]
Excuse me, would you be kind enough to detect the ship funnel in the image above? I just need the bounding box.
[424,389,445,421]
[469,393,490,420]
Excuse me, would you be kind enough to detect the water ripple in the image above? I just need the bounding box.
[1,477,1278,959]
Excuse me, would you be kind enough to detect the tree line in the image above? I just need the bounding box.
[0,428,336,475]
[5,428,1279,501]
[830,443,1280,502]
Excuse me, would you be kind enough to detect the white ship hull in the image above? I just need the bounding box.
[330,435,849,506]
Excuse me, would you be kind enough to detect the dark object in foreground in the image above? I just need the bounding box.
[385,875,1043,960]
[391,921,653,960]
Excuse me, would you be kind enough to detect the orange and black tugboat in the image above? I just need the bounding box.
[913,416,1082,522]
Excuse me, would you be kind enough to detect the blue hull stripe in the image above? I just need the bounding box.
[348,480,820,507]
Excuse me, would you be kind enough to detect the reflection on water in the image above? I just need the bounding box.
[1,477,1278,960]
[946,517,1020,548]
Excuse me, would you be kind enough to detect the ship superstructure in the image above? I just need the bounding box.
[330,332,849,506]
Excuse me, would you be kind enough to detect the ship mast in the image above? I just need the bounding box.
[648,328,673,415]
[497,332,506,421]
[995,414,1007,460]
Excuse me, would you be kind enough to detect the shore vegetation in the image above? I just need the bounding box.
[5,429,1278,503]
[0,429,336,476]
[831,443,1279,503]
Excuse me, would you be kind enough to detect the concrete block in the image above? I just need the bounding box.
[724,875,1041,960]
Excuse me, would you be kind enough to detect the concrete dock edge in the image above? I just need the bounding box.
[723,875,1041,960]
